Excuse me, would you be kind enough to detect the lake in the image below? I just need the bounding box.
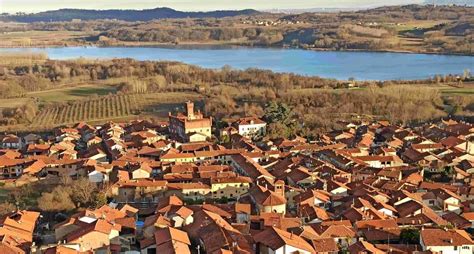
[1,46,473,80]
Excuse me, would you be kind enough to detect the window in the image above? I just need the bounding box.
[454,246,457,251]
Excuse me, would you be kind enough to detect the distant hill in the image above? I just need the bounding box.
[425,0,474,6]
[2,7,261,22]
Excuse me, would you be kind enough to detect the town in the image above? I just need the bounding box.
[0,100,473,254]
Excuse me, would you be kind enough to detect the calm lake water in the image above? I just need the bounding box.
[1,46,473,80]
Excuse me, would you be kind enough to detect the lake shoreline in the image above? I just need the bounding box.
[1,41,473,57]
[0,46,472,81]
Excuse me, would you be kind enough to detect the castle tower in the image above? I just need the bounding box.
[186,101,194,119]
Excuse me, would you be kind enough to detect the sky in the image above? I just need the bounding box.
[0,0,426,13]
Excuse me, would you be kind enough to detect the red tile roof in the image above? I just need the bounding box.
[253,227,315,253]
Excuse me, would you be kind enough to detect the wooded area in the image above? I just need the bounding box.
[0,55,472,136]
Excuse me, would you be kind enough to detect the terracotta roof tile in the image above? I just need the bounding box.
[421,229,473,246]
[253,227,315,253]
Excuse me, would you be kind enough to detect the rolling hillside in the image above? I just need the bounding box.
[2,7,261,22]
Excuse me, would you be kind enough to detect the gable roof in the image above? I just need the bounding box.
[421,229,474,246]
[154,227,191,254]
[253,227,315,253]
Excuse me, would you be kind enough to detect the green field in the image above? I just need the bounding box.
[440,88,474,95]
[27,84,119,103]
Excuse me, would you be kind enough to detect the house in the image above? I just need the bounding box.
[441,136,473,154]
[45,159,84,177]
[167,182,211,201]
[25,143,50,156]
[140,227,191,254]
[462,212,474,228]
[220,126,238,139]
[293,189,331,209]
[210,175,252,200]
[420,228,474,253]
[189,209,247,253]
[0,156,27,179]
[155,196,194,228]
[411,143,444,153]
[88,164,113,183]
[326,179,350,196]
[348,241,384,254]
[83,146,108,162]
[355,219,400,242]
[55,128,81,142]
[85,135,102,148]
[23,159,47,177]
[142,214,171,238]
[232,117,267,138]
[112,179,167,203]
[131,130,163,145]
[356,155,404,168]
[230,153,274,181]
[1,134,22,149]
[298,204,331,223]
[23,133,41,145]
[310,238,339,254]
[433,188,463,214]
[130,162,153,179]
[235,203,251,224]
[248,181,287,214]
[310,222,356,247]
[253,226,315,254]
[0,210,40,253]
[60,216,120,252]
[84,204,137,247]
[169,101,212,142]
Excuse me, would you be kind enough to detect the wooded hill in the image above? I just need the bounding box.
[1,7,261,22]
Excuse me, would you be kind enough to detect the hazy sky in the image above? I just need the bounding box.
[0,0,425,13]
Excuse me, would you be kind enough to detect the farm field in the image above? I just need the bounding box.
[25,92,202,131]
[27,84,119,103]
[386,20,449,32]
[0,30,92,47]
